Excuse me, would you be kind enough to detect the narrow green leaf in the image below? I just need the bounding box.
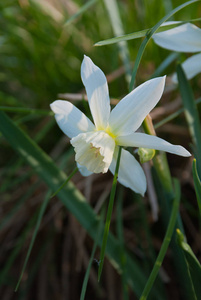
[0,181,39,231]
[64,0,99,26]
[177,64,201,177]
[140,179,181,300]
[80,209,104,300]
[95,23,176,47]
[152,165,196,299]
[176,229,201,299]
[95,17,201,46]
[154,97,201,129]
[15,191,51,291]
[116,188,129,300]
[103,0,131,83]
[51,167,78,198]
[192,159,201,213]
[0,112,162,298]
[151,52,179,78]
[0,106,53,116]
[129,0,199,91]
[0,209,38,285]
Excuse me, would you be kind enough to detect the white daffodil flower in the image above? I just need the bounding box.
[153,23,201,82]
[50,55,190,196]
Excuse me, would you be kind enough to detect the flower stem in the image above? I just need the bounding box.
[139,179,181,300]
[98,146,122,281]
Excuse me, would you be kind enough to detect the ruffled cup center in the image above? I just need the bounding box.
[71,131,115,173]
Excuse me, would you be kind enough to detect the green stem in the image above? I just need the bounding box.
[98,146,122,281]
[140,179,181,300]
[51,167,78,198]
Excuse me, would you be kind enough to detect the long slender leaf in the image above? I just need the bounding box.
[64,0,99,26]
[140,179,181,300]
[0,111,163,299]
[129,0,199,90]
[80,209,104,300]
[176,229,201,299]
[15,191,51,291]
[95,17,201,46]
[0,208,38,284]
[103,0,131,83]
[177,64,201,177]
[152,164,196,300]
[116,188,129,300]
[0,106,53,116]
[192,159,201,213]
[151,52,179,78]
[154,97,201,129]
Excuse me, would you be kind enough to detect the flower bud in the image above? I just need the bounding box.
[138,147,155,164]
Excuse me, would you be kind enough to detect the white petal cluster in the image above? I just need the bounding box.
[50,56,191,195]
[153,22,201,81]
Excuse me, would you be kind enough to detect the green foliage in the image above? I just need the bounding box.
[0,0,201,299]
[176,229,201,299]
[177,64,201,177]
[192,159,201,213]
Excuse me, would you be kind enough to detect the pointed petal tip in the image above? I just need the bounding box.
[82,54,90,64]
[160,75,166,85]
[49,100,65,114]
[50,100,58,113]
[175,145,191,157]
[182,148,191,157]
[139,188,146,197]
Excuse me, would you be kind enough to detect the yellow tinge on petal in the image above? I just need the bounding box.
[70,131,115,173]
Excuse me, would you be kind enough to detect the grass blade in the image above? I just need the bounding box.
[192,159,201,214]
[177,64,201,177]
[129,0,199,90]
[51,167,78,198]
[116,188,129,300]
[64,0,99,26]
[151,52,179,78]
[140,179,181,300]
[176,229,201,299]
[103,0,131,83]
[0,209,39,285]
[0,106,53,116]
[80,209,104,300]
[154,97,201,129]
[95,17,201,46]
[15,190,51,291]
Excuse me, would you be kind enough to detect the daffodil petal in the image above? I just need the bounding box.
[109,76,166,136]
[77,163,93,177]
[50,100,95,138]
[81,55,111,130]
[172,53,201,83]
[153,23,201,53]
[117,133,191,157]
[109,148,147,196]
